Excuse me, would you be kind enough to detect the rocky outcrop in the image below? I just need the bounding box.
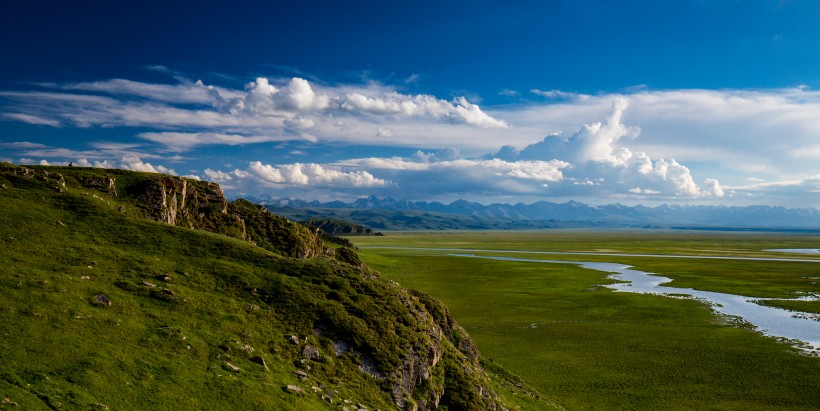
[130,178,333,258]
[81,176,118,197]
[0,162,65,192]
[386,288,504,411]
[1,163,509,410]
[228,199,331,258]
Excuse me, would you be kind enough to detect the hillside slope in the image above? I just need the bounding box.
[0,163,547,410]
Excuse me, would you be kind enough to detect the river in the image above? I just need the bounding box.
[450,253,820,353]
[360,246,820,353]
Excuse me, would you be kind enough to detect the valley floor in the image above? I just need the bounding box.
[351,231,820,410]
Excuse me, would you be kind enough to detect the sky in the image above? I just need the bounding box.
[2,0,820,207]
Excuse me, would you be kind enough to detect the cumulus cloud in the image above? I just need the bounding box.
[232,76,507,128]
[244,161,388,188]
[204,168,248,182]
[120,156,176,175]
[7,73,820,206]
[492,99,722,198]
[74,158,116,168]
[334,92,507,128]
[342,156,568,183]
[1,76,508,154]
[244,77,330,114]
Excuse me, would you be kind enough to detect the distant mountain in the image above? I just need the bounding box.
[255,195,820,230]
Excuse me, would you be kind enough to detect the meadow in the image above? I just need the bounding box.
[1,167,560,410]
[352,231,820,410]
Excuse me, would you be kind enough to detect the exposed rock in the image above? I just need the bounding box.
[0,163,65,191]
[82,176,117,197]
[301,344,321,361]
[2,397,18,406]
[293,370,309,380]
[284,385,304,394]
[1,163,509,410]
[125,176,328,259]
[358,352,385,380]
[229,199,330,258]
[141,281,156,288]
[332,339,349,356]
[93,294,112,307]
[54,220,65,226]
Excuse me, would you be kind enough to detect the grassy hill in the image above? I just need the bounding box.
[0,163,548,410]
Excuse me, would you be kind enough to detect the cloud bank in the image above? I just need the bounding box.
[3,73,820,206]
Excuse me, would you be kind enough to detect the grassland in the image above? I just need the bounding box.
[1,167,560,410]
[352,231,820,410]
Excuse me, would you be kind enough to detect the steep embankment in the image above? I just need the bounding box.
[0,163,547,410]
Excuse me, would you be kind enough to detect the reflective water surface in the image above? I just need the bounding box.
[451,253,820,352]
[764,248,820,255]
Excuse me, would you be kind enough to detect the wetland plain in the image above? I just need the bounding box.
[352,231,820,410]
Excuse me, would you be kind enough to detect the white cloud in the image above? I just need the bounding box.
[244,77,330,114]
[120,156,176,175]
[74,158,115,168]
[137,132,290,151]
[61,78,213,104]
[6,74,820,206]
[204,168,248,182]
[377,127,394,137]
[283,116,316,130]
[0,141,49,149]
[530,89,583,100]
[496,99,720,198]
[246,161,388,188]
[2,113,62,127]
[1,76,508,154]
[703,178,724,197]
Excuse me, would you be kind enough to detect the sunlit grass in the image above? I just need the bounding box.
[354,232,820,410]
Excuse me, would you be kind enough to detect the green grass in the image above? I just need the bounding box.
[0,177,392,410]
[353,231,820,410]
[0,166,559,410]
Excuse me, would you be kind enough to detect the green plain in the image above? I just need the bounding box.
[352,231,820,410]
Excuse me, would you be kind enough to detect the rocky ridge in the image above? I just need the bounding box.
[0,163,511,410]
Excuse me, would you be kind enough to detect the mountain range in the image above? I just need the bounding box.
[250,195,820,230]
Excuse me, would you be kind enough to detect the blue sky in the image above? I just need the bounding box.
[2,0,820,206]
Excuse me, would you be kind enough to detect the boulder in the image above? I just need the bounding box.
[93,294,112,307]
[301,344,321,361]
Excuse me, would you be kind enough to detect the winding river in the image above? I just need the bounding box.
[362,246,820,353]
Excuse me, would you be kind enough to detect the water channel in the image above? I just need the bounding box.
[448,253,820,353]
